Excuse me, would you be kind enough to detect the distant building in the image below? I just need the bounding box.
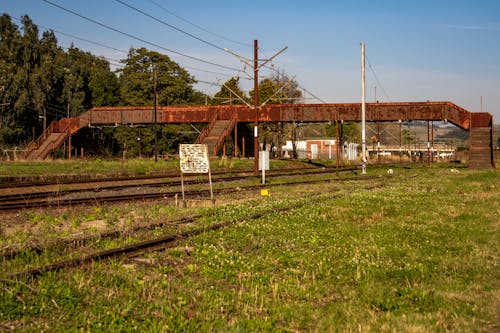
[281,139,359,161]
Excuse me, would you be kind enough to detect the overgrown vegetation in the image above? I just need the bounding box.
[0,158,314,179]
[0,165,498,331]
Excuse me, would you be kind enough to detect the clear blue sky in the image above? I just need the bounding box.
[2,0,500,121]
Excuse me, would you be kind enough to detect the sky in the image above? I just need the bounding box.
[2,0,500,121]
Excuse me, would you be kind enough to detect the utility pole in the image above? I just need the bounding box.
[153,66,158,162]
[224,40,287,173]
[253,39,259,173]
[361,43,367,174]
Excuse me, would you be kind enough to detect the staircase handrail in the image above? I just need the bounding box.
[24,117,82,159]
[195,109,218,144]
[213,112,238,155]
[25,121,58,152]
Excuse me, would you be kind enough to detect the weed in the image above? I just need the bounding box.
[0,166,498,331]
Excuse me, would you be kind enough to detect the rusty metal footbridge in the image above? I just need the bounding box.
[23,101,495,169]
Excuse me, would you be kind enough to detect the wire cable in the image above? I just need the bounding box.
[184,66,246,79]
[263,63,326,103]
[11,16,128,54]
[366,55,391,102]
[113,0,227,52]
[40,0,243,72]
[146,0,251,48]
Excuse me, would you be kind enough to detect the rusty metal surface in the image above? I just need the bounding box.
[24,100,495,168]
[84,101,478,130]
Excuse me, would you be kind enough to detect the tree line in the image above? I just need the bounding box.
[1,13,355,158]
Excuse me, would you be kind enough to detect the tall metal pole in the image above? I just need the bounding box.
[336,120,340,169]
[361,43,367,174]
[253,39,259,173]
[377,122,381,165]
[153,66,158,162]
[427,120,430,166]
[431,121,434,163]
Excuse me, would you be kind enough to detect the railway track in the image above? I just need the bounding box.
[7,180,388,279]
[0,162,337,188]
[0,166,358,211]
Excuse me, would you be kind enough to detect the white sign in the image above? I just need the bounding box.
[258,150,270,171]
[179,144,210,173]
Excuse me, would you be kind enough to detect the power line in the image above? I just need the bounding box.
[40,0,243,72]
[366,55,391,102]
[113,0,227,52]
[263,64,327,103]
[57,45,125,68]
[146,0,251,48]
[184,66,245,79]
[11,16,128,54]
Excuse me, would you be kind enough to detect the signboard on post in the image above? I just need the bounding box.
[180,144,210,173]
[179,144,213,206]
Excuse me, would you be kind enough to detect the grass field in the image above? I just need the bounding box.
[0,163,498,332]
[0,158,315,178]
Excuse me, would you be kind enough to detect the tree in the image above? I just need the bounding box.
[89,61,120,107]
[119,48,196,106]
[271,71,302,104]
[0,14,120,147]
[248,73,303,158]
[0,15,40,144]
[211,77,248,105]
[115,48,201,156]
[32,30,66,128]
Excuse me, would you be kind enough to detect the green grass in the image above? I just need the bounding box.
[0,166,498,332]
[0,157,317,179]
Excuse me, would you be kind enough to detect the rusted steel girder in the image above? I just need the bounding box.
[85,101,475,130]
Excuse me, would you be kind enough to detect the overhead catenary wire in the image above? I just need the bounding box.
[184,66,248,79]
[366,55,391,102]
[13,14,239,88]
[146,0,251,48]
[11,16,128,54]
[113,0,227,52]
[29,2,325,106]
[58,45,125,68]
[40,0,244,73]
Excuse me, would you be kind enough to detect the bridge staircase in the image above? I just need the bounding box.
[196,111,237,157]
[23,118,82,160]
[468,113,494,169]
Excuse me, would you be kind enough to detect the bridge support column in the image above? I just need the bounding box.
[68,135,72,160]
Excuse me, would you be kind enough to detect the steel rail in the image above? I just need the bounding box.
[1,216,198,260]
[8,181,387,279]
[0,164,332,188]
[0,167,359,211]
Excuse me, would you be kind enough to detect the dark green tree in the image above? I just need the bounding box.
[211,77,248,105]
[0,15,40,144]
[115,48,201,156]
[0,14,120,147]
[119,48,196,106]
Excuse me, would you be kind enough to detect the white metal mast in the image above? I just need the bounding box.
[361,42,367,174]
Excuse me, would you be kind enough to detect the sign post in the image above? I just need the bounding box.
[179,144,213,206]
[259,150,270,184]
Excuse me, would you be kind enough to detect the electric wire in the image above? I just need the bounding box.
[40,0,244,72]
[366,55,391,102]
[184,66,243,78]
[146,0,251,48]
[113,0,227,52]
[20,3,323,106]
[264,63,326,103]
[11,16,128,54]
